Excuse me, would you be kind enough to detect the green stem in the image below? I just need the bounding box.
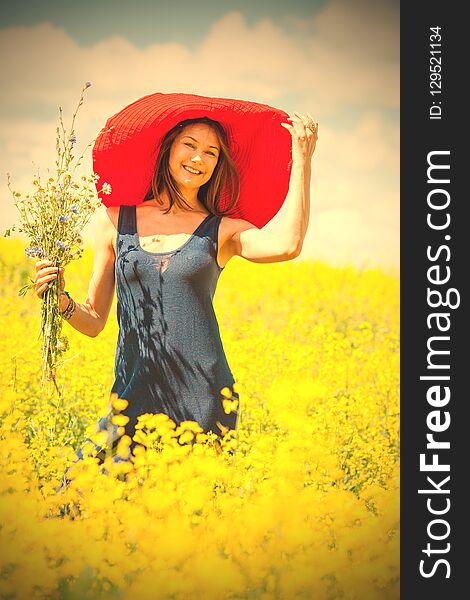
[40,268,63,392]
[51,384,63,443]
[231,394,243,467]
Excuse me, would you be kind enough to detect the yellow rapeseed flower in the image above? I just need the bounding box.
[112,398,129,412]
[132,444,146,456]
[179,420,203,433]
[179,431,195,445]
[223,398,239,414]
[112,414,130,427]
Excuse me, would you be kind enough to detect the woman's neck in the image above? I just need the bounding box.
[144,193,207,215]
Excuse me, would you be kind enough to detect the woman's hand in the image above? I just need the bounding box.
[34,260,65,299]
[281,111,318,167]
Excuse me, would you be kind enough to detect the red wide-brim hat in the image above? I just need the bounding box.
[92,92,292,228]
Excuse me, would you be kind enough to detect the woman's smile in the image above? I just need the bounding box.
[182,164,203,175]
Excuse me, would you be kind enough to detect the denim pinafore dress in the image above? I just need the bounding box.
[110,204,239,440]
[56,205,239,491]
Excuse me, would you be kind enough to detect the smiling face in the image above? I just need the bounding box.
[168,123,220,192]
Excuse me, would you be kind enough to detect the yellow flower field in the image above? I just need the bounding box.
[0,238,399,600]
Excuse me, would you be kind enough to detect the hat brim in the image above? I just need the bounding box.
[92,92,292,227]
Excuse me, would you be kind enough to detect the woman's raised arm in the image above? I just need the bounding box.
[219,113,318,265]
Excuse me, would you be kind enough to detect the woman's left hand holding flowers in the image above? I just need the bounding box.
[281,112,318,167]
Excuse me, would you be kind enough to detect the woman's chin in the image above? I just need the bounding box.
[177,177,205,190]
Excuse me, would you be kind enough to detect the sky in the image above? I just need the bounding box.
[0,0,399,272]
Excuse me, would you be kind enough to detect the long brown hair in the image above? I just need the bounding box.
[143,117,240,216]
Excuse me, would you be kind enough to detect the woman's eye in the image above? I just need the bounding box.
[184,142,195,148]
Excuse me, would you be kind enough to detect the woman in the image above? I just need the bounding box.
[34,103,318,470]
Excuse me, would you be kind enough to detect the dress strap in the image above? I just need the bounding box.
[117,205,137,236]
[203,214,224,269]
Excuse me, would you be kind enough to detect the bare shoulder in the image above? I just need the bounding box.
[95,205,120,227]
[218,215,258,267]
[219,215,257,242]
[93,206,120,253]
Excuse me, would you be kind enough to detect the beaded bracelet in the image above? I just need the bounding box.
[62,297,76,320]
[60,291,77,320]
[59,291,71,316]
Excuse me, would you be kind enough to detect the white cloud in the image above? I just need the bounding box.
[303,205,399,272]
[0,1,399,270]
[0,2,399,113]
[315,112,399,184]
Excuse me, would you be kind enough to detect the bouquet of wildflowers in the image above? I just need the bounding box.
[4,82,112,391]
